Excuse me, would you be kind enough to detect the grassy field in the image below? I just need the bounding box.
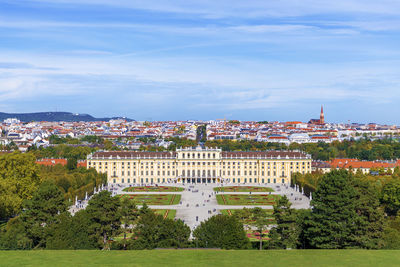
[214,186,274,192]
[217,194,280,205]
[0,250,399,267]
[123,186,184,192]
[118,194,181,205]
[154,209,177,219]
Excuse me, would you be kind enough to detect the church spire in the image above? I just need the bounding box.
[320,105,325,124]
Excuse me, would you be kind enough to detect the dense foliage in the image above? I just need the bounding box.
[0,152,106,221]
[193,215,250,249]
[0,153,41,220]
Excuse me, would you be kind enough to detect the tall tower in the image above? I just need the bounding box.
[320,105,325,124]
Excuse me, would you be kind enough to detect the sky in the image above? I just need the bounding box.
[0,0,399,123]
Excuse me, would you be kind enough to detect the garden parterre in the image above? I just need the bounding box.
[118,194,181,205]
[123,186,184,192]
[214,186,274,192]
[216,194,280,205]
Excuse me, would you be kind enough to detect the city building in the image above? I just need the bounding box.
[87,147,312,185]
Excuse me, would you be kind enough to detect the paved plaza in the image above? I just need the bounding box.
[111,183,311,230]
[69,183,310,230]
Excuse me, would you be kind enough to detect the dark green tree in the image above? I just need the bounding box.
[119,198,138,249]
[305,170,359,248]
[66,157,78,170]
[268,196,301,249]
[85,191,121,249]
[352,178,385,249]
[46,210,95,249]
[129,212,190,249]
[305,170,384,249]
[19,181,67,248]
[0,216,32,250]
[381,179,400,216]
[193,215,250,249]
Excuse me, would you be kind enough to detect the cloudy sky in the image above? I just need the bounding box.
[0,0,399,123]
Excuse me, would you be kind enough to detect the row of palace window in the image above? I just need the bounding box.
[114,169,304,178]
[111,177,286,184]
[90,160,310,167]
[181,153,217,159]
[116,170,175,177]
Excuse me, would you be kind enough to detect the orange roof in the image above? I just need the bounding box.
[36,158,67,166]
[330,158,399,169]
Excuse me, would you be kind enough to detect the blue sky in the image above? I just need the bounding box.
[0,0,400,123]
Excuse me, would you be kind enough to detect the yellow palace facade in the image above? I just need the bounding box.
[87,147,312,185]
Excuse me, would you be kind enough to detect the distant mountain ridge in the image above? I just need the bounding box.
[0,112,134,122]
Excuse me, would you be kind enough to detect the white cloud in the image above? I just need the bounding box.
[25,0,400,18]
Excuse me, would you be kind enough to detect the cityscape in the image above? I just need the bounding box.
[1,0,400,266]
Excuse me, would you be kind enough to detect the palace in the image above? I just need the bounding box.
[87,147,312,185]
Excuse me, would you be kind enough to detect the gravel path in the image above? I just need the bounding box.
[70,183,311,230]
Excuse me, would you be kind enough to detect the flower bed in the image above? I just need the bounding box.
[123,186,184,192]
[213,186,274,192]
[246,230,270,241]
[216,194,280,205]
[118,194,181,205]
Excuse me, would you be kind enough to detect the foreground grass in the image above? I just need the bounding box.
[0,250,399,267]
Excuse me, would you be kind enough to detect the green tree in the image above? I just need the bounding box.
[46,210,95,249]
[129,212,190,249]
[382,179,400,216]
[119,198,138,249]
[193,215,250,249]
[305,170,384,249]
[85,191,121,249]
[0,153,41,219]
[268,196,301,249]
[19,181,67,248]
[305,170,359,248]
[382,214,400,249]
[0,216,32,250]
[66,157,77,170]
[251,207,269,250]
[352,178,385,249]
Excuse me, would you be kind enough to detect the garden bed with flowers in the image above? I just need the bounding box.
[123,186,184,192]
[216,194,280,205]
[214,186,274,192]
[118,194,181,205]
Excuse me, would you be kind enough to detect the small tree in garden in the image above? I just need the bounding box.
[268,195,300,249]
[252,207,269,250]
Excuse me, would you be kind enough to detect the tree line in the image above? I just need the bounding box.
[2,169,400,250]
[0,152,106,221]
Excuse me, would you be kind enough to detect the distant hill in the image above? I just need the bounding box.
[0,112,134,122]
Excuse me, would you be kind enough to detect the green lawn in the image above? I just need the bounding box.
[123,186,184,192]
[216,194,280,205]
[214,186,274,192]
[1,250,399,267]
[118,194,181,205]
[154,209,177,220]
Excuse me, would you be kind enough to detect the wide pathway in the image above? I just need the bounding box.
[70,183,311,230]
